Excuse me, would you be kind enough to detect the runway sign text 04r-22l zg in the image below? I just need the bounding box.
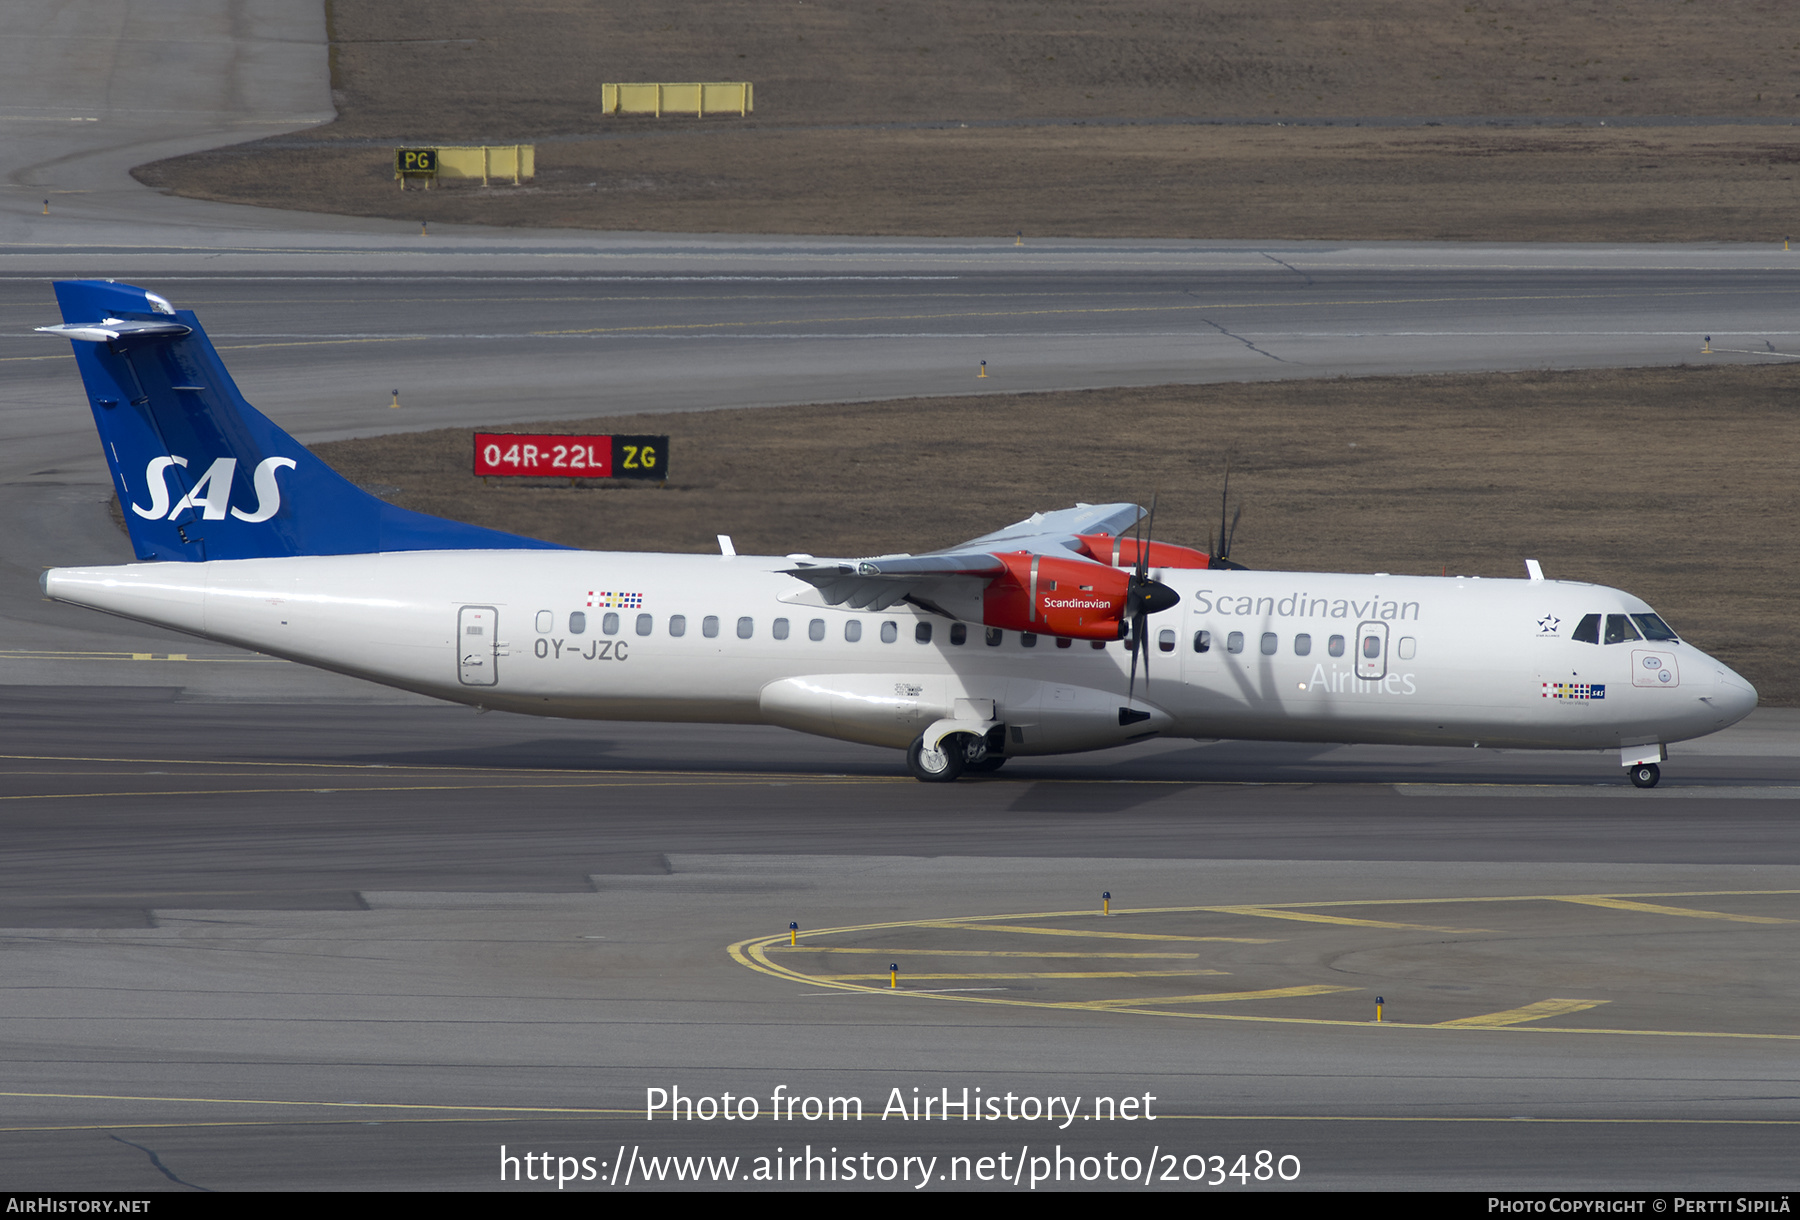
[473,433,669,480]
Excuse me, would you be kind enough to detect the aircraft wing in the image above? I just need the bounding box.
[946,502,1144,553]
[782,550,1006,611]
[780,503,1144,614]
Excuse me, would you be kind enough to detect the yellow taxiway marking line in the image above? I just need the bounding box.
[1549,897,1793,924]
[814,970,1227,981]
[0,1089,619,1114]
[729,892,1799,1040]
[1437,999,1610,1028]
[7,1113,1800,1134]
[1217,889,1800,910]
[1206,905,1488,933]
[0,778,901,801]
[0,752,892,782]
[771,949,1205,958]
[0,650,280,663]
[1074,985,1358,1009]
[918,922,1276,943]
[0,1117,596,1133]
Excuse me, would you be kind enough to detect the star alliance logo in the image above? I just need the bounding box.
[1537,614,1561,636]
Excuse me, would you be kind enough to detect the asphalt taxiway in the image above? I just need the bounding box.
[1,1,1796,1193]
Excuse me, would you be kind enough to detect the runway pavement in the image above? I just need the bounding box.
[1,2,1796,1193]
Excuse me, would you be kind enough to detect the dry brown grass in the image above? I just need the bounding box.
[136,1,1800,240]
[145,123,1800,242]
[315,1,1800,134]
[313,363,1800,705]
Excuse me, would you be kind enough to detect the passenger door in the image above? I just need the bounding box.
[458,605,498,686]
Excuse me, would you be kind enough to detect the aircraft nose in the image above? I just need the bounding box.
[1713,662,1759,725]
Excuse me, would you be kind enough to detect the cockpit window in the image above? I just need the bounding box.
[1603,614,1641,645]
[1572,614,1600,644]
[1631,613,1679,642]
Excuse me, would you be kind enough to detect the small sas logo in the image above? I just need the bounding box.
[587,591,644,609]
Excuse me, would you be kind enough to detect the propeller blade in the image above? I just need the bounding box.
[1125,494,1165,702]
[1208,466,1248,571]
[1217,463,1231,560]
[1127,617,1141,702]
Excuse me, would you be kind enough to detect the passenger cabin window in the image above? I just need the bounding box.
[1020,633,1038,648]
[535,610,552,633]
[1328,635,1345,657]
[1573,614,1601,644]
[1362,633,1382,659]
[1397,636,1416,660]
[845,619,862,642]
[880,621,898,643]
[1158,628,1175,653]
[737,616,754,639]
[1226,631,1245,654]
[915,622,932,644]
[603,612,620,635]
[950,623,967,645]
[669,615,686,637]
[1604,614,1641,645]
[702,615,720,638]
[773,617,790,640]
[1193,630,1211,653]
[1294,633,1311,656]
[1261,632,1278,656]
[1090,639,1106,650]
[569,611,586,634]
[636,613,653,636]
[986,628,1003,647]
[809,619,825,641]
[1056,636,1072,649]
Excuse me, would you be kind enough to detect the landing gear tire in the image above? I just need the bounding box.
[1628,763,1661,789]
[908,734,966,783]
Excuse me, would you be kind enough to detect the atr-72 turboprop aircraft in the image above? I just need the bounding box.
[37,281,1757,785]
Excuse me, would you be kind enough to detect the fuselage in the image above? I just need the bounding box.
[44,552,1759,758]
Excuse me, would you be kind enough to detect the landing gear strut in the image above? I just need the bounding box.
[1628,762,1661,789]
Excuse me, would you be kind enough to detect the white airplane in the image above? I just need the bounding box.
[36,281,1757,786]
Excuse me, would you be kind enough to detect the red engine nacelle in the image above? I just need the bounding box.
[1072,534,1212,570]
[981,552,1132,640]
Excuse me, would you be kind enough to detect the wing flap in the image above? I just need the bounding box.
[784,551,1003,610]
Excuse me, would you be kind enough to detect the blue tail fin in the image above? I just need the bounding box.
[41,280,566,562]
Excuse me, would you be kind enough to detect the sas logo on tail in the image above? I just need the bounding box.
[131,455,296,523]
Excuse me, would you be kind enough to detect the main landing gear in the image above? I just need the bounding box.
[1628,762,1661,789]
[907,733,1002,782]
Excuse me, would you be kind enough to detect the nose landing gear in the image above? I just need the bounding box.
[1628,762,1661,789]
